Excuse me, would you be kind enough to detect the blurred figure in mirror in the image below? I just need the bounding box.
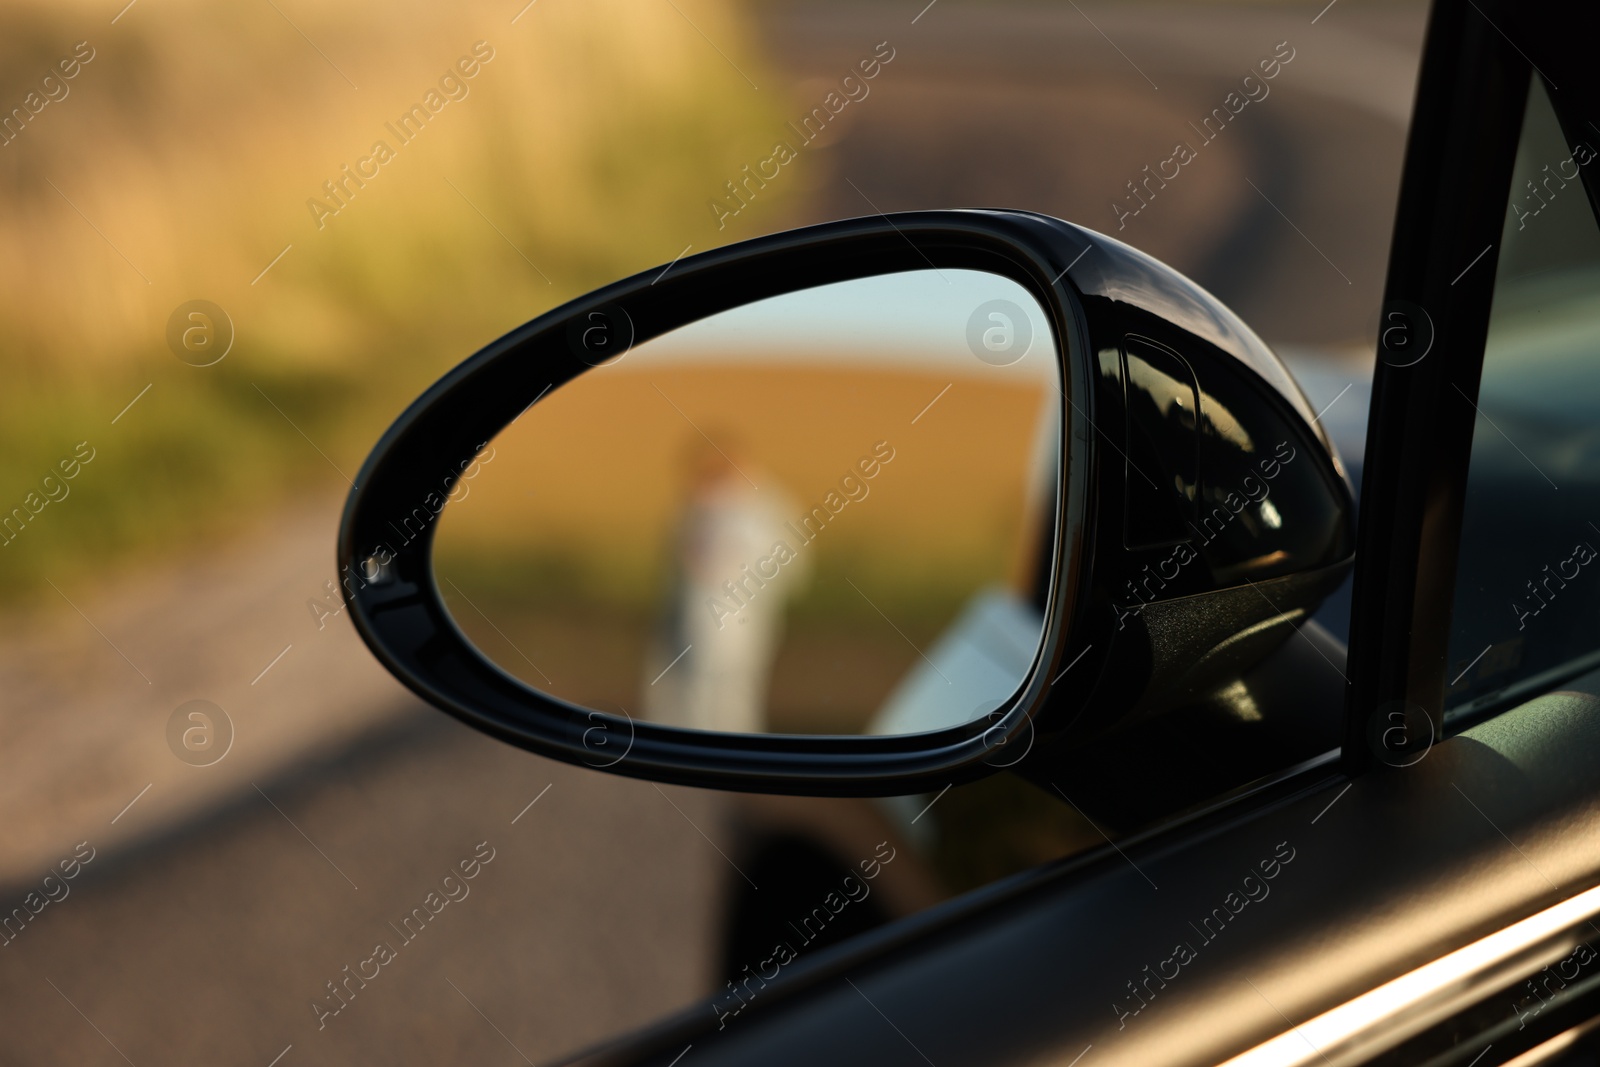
[645,434,805,733]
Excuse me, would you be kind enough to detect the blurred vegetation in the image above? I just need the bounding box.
[0,0,804,598]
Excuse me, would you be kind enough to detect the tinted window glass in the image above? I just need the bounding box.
[1447,78,1600,716]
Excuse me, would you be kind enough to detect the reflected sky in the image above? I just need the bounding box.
[641,269,1060,382]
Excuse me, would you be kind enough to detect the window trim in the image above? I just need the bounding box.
[1343,1,1533,772]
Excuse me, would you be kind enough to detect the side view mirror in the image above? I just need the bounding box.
[337,210,1353,795]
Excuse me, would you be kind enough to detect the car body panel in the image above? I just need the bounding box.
[566,672,1600,1066]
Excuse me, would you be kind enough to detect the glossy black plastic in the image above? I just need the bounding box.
[1342,0,1534,769]
[338,209,1354,795]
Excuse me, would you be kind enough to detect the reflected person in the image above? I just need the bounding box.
[645,437,803,733]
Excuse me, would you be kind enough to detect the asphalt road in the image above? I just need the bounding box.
[0,4,1426,1064]
[0,710,730,1065]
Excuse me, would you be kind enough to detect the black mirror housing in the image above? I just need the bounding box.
[338,210,1353,795]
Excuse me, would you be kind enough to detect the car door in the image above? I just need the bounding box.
[535,2,1600,1065]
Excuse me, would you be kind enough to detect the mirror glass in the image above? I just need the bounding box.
[433,269,1062,737]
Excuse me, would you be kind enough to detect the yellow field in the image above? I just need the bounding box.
[437,361,1053,580]
[433,360,1055,728]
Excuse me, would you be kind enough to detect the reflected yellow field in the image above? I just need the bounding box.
[439,362,1050,578]
[436,361,1054,731]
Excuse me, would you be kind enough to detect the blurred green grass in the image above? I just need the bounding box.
[0,0,800,599]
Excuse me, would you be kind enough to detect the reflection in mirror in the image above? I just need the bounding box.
[434,270,1063,737]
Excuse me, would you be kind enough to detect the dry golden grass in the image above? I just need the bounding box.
[0,0,802,594]
[436,362,1051,585]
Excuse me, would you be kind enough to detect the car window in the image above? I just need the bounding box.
[1446,76,1600,719]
